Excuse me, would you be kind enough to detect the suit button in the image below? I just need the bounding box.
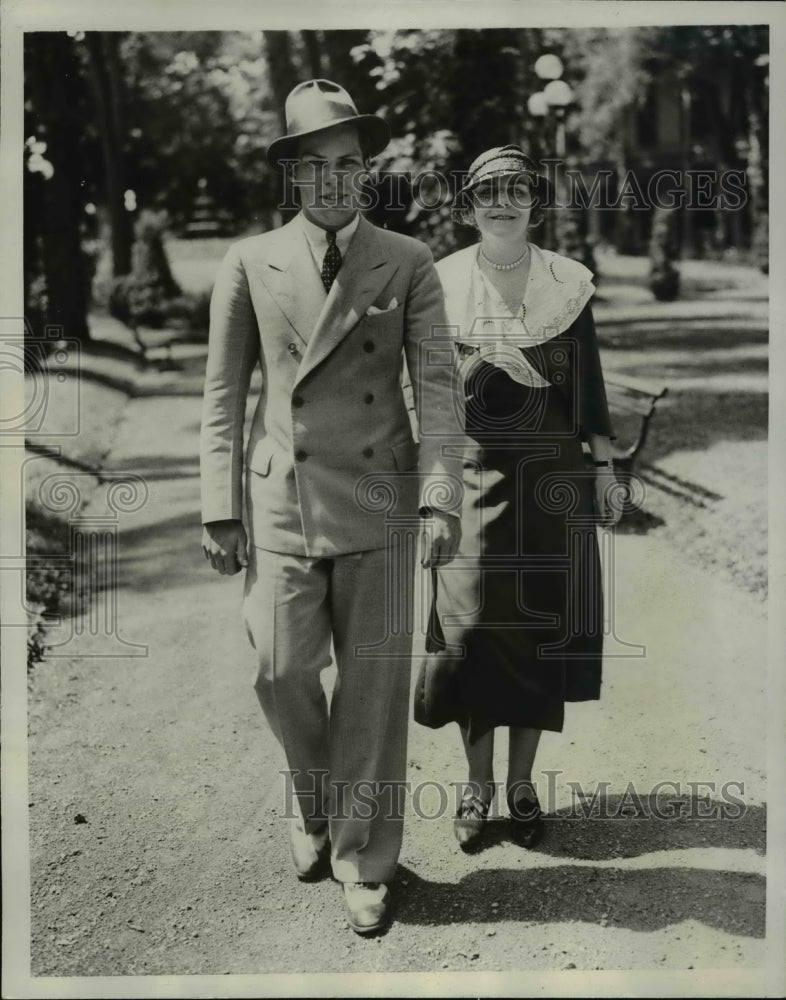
[363,447,374,459]
[364,392,374,404]
[292,394,304,408]
[287,343,298,354]
[295,450,308,462]
[363,340,375,353]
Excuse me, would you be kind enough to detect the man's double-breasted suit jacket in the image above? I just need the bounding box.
[200,214,463,557]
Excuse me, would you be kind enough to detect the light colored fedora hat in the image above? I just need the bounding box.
[266,79,390,166]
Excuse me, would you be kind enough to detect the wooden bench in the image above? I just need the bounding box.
[603,373,669,472]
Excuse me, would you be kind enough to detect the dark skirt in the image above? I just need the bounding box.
[427,345,604,739]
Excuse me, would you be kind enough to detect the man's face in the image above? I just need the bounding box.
[293,123,367,231]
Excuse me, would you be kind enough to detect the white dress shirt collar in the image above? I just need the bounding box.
[299,212,360,267]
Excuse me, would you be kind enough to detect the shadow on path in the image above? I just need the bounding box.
[396,798,765,937]
[395,863,764,937]
[614,507,665,535]
[611,388,766,467]
[105,454,200,477]
[599,321,767,354]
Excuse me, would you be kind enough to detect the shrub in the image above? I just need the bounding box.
[26,499,72,670]
[109,210,182,330]
[752,213,768,275]
[183,289,212,341]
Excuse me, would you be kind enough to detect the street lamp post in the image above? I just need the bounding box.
[543,79,573,159]
[527,55,595,274]
[528,57,571,252]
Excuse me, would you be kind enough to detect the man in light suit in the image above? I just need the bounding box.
[200,80,462,934]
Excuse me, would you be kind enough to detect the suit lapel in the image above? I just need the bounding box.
[255,218,326,348]
[295,217,399,385]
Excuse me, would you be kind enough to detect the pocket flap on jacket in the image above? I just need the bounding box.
[391,438,419,471]
[247,440,273,477]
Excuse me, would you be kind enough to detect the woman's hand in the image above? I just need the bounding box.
[421,512,462,568]
[594,468,624,527]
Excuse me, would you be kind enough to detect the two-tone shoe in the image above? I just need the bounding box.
[289,821,330,881]
[453,793,490,852]
[343,882,391,935]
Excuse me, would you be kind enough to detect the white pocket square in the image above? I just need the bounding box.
[366,297,399,316]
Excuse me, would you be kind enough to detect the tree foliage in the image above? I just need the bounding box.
[545,27,653,163]
[349,29,551,255]
[24,24,770,339]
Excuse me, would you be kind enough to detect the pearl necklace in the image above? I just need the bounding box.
[479,243,530,271]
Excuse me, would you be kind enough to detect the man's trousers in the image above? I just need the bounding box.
[242,544,415,883]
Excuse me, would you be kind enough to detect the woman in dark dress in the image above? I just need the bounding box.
[416,146,621,851]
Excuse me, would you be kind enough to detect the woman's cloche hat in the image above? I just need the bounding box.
[454,144,552,204]
[266,79,391,167]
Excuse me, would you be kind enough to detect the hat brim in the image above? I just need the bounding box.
[456,166,552,203]
[266,114,390,167]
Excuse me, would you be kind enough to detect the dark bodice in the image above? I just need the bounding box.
[457,303,614,449]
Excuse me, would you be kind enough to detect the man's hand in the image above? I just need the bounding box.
[421,512,461,568]
[202,519,249,575]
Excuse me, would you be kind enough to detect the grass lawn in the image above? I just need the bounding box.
[594,248,768,307]
[165,237,237,295]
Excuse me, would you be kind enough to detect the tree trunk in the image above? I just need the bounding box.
[746,66,768,270]
[301,30,323,79]
[25,33,91,342]
[83,32,132,276]
[264,32,302,222]
[678,85,696,258]
[612,130,634,255]
[264,31,299,131]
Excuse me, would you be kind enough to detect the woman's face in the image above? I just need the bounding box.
[471,173,533,242]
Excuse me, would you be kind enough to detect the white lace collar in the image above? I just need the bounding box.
[435,242,596,388]
[436,242,595,347]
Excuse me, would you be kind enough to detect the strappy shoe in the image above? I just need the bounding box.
[454,794,490,852]
[507,788,544,850]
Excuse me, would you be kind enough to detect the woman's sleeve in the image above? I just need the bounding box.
[572,302,616,440]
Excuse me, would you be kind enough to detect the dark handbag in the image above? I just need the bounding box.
[413,570,465,729]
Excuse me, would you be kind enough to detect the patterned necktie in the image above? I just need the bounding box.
[321,230,342,292]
